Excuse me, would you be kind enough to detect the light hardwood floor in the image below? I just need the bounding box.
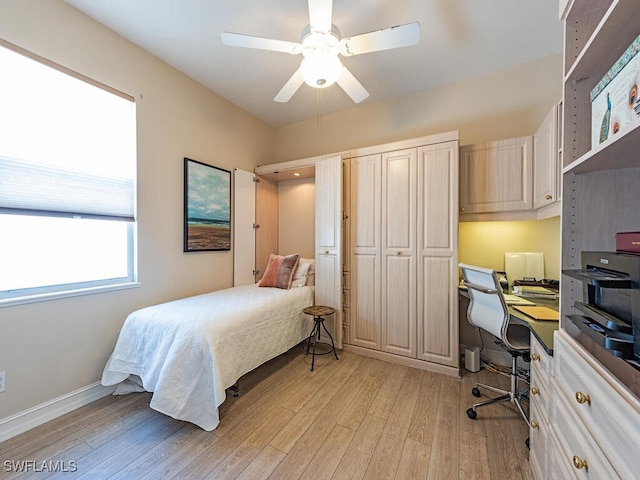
[0,347,532,480]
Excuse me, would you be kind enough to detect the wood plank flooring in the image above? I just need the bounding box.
[0,347,532,479]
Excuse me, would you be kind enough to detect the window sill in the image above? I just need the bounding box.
[0,282,142,308]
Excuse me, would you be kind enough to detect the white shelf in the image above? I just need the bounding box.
[563,121,640,174]
[565,0,637,85]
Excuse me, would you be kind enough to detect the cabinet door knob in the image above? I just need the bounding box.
[324,250,329,255]
[545,194,553,200]
[572,455,588,471]
[531,353,540,361]
[530,420,539,429]
[396,251,402,256]
[531,387,540,396]
[575,391,591,406]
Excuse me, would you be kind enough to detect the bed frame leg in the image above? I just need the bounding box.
[229,382,239,397]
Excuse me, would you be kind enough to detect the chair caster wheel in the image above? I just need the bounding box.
[525,437,530,450]
[466,408,477,420]
[471,387,481,397]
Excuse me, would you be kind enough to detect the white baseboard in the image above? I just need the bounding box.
[0,382,116,443]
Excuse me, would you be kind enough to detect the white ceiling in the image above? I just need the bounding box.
[64,0,563,128]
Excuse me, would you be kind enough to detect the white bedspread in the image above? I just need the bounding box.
[101,284,314,430]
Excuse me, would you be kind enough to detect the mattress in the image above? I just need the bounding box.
[101,284,315,430]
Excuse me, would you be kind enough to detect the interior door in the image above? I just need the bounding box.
[233,169,256,286]
[417,141,459,367]
[349,154,382,350]
[315,155,343,348]
[381,148,417,357]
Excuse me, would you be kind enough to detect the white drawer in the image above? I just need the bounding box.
[548,429,578,480]
[554,331,640,479]
[529,400,548,480]
[530,333,552,377]
[551,387,620,479]
[529,367,551,419]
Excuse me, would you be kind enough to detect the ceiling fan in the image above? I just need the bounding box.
[221,0,420,104]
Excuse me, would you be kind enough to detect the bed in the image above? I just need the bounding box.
[101,280,315,431]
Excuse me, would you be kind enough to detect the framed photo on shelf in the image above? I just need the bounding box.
[183,157,231,252]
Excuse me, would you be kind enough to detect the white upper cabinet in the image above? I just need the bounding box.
[459,135,533,213]
[533,104,559,209]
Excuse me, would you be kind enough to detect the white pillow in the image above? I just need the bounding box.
[300,258,315,286]
[290,261,310,288]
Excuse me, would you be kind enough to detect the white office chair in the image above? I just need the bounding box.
[459,263,531,427]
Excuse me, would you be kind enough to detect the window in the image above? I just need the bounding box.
[0,41,137,305]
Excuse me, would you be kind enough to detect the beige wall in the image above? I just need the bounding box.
[275,54,562,162]
[277,177,315,259]
[459,217,561,281]
[0,0,274,420]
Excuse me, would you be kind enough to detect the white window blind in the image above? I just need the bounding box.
[0,41,137,304]
[0,42,136,222]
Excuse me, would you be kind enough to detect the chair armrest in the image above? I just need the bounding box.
[462,281,500,295]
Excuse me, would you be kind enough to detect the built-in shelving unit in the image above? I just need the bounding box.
[561,0,640,394]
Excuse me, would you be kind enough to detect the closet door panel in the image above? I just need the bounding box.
[233,169,257,286]
[350,154,381,350]
[418,256,453,356]
[417,142,459,367]
[381,149,416,357]
[315,155,343,347]
[421,152,452,250]
[351,254,380,348]
[255,175,278,280]
[383,255,414,355]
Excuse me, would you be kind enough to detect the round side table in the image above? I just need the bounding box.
[303,305,339,371]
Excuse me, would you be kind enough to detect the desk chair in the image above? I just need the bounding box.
[459,263,531,428]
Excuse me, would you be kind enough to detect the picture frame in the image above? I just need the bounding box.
[183,157,231,252]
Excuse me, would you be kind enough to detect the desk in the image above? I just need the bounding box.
[509,299,558,355]
[459,289,559,355]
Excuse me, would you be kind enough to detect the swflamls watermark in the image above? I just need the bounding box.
[3,460,78,473]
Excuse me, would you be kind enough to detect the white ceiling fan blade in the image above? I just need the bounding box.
[274,67,305,103]
[221,32,302,54]
[308,0,332,33]
[336,66,369,103]
[339,22,420,56]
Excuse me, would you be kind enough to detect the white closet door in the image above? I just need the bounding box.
[416,141,459,366]
[233,169,256,286]
[349,154,382,350]
[315,155,343,348]
[381,148,417,357]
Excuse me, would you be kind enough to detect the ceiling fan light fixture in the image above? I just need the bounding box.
[300,53,342,88]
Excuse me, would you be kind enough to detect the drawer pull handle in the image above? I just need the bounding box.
[531,353,540,361]
[572,455,588,471]
[397,251,402,256]
[531,387,540,396]
[545,194,552,200]
[575,391,591,406]
[530,420,539,429]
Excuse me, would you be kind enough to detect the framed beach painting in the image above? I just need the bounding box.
[184,158,231,252]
